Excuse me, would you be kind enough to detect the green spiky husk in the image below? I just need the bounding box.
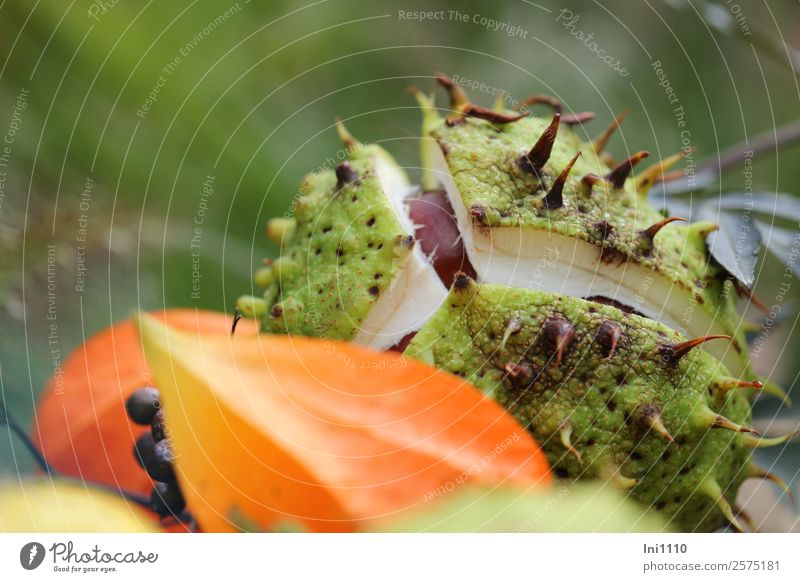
[406,280,751,532]
[430,114,750,374]
[254,152,414,339]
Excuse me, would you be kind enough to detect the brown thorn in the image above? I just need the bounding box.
[715,377,764,393]
[335,161,358,189]
[561,111,596,125]
[711,414,759,435]
[580,173,608,196]
[593,109,628,154]
[540,314,576,367]
[639,216,688,242]
[463,103,528,124]
[452,271,475,292]
[519,94,562,111]
[543,151,581,210]
[596,320,622,360]
[435,72,469,108]
[658,335,732,365]
[518,113,561,176]
[518,94,593,125]
[606,150,649,189]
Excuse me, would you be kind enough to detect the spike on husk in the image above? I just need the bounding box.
[540,313,576,366]
[500,317,522,349]
[595,320,621,360]
[335,117,361,153]
[638,404,675,443]
[435,72,469,109]
[714,377,764,393]
[741,431,799,448]
[559,421,583,465]
[709,414,759,434]
[748,465,795,502]
[699,478,744,532]
[658,335,732,365]
[519,113,561,176]
[606,151,650,189]
[592,110,628,154]
[543,152,581,210]
[635,148,695,191]
[601,465,638,490]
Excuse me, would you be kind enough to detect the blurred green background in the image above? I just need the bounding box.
[1,0,799,501]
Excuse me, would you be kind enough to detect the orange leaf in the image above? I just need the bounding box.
[137,314,550,532]
[32,309,257,499]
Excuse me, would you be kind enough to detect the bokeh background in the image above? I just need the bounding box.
[1,0,799,527]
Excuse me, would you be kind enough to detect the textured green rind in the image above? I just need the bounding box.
[431,115,747,365]
[406,282,751,532]
[261,149,413,339]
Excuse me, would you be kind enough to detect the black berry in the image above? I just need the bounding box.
[126,387,161,425]
[144,440,176,483]
[133,432,155,468]
[151,408,167,442]
[150,482,185,517]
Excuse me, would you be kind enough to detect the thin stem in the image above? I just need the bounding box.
[1,401,195,529]
[0,402,53,475]
[661,120,800,194]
